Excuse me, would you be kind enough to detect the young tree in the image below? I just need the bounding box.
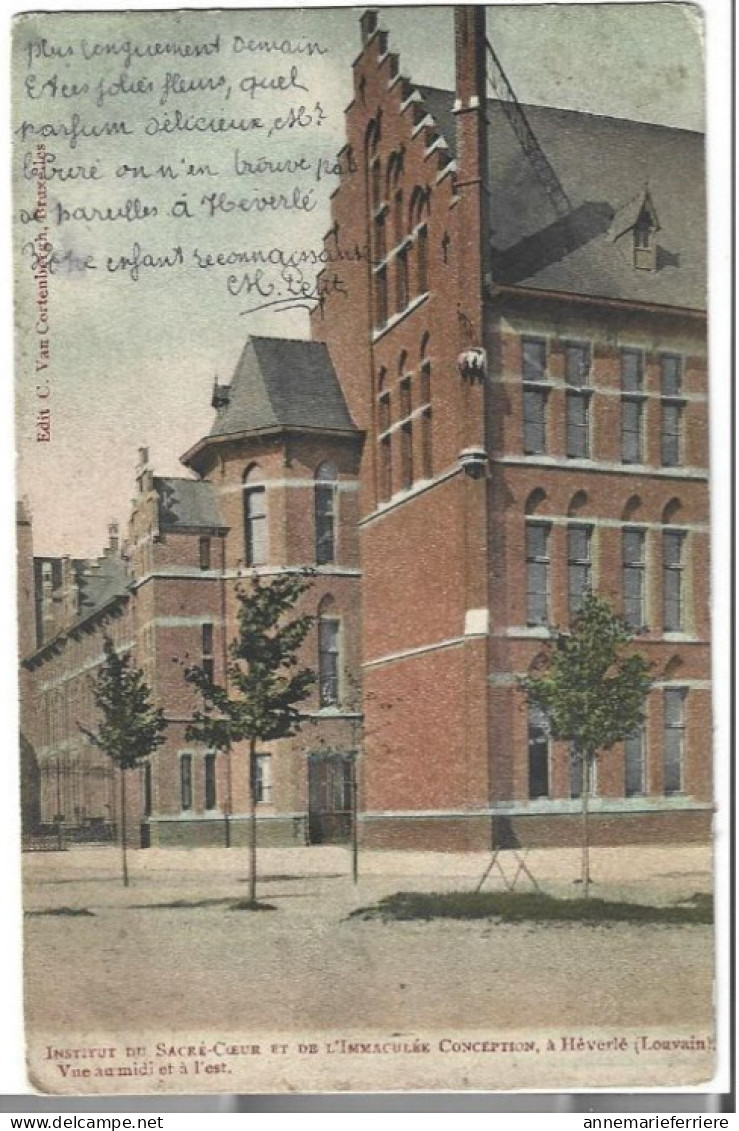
[80,636,167,887]
[520,593,652,898]
[184,574,316,905]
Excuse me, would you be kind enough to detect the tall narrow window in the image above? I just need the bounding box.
[374,266,388,329]
[660,354,684,467]
[204,752,217,810]
[526,522,550,627]
[623,528,646,630]
[565,343,591,459]
[244,470,267,566]
[528,704,550,799]
[663,529,685,632]
[201,622,214,683]
[255,754,273,804]
[199,536,211,571]
[522,337,548,456]
[621,348,644,464]
[319,616,341,707]
[524,389,547,454]
[663,688,686,794]
[567,525,592,616]
[416,224,428,294]
[393,189,403,246]
[379,435,392,501]
[180,754,193,811]
[378,391,390,433]
[400,424,413,489]
[315,462,338,565]
[373,212,386,264]
[419,361,432,480]
[143,761,153,817]
[396,247,409,313]
[625,725,646,796]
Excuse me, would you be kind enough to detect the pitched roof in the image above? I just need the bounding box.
[417,87,705,311]
[208,337,358,439]
[154,477,225,531]
[73,555,130,619]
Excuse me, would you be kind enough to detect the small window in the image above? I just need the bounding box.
[396,248,409,313]
[315,462,338,565]
[378,392,390,433]
[661,402,683,468]
[528,704,550,799]
[319,617,341,707]
[199,536,211,571]
[621,349,644,392]
[420,409,433,480]
[255,754,273,804]
[526,522,550,627]
[374,212,386,264]
[623,528,646,630]
[663,529,685,632]
[625,726,646,796]
[524,388,547,455]
[204,752,217,810]
[180,754,193,811]
[660,354,683,397]
[622,398,643,465]
[566,390,590,459]
[522,337,547,382]
[565,343,590,387]
[202,623,214,656]
[663,688,686,794]
[399,376,411,418]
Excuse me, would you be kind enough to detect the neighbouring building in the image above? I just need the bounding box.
[19,7,711,851]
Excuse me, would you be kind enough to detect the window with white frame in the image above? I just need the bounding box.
[254,753,273,804]
[663,688,686,794]
[318,616,341,707]
[621,349,645,465]
[623,527,646,630]
[522,337,548,455]
[528,704,550,799]
[526,522,550,627]
[567,524,592,616]
[315,462,338,565]
[624,725,646,796]
[660,354,684,467]
[565,342,591,459]
[570,745,597,799]
[244,469,267,566]
[663,529,686,632]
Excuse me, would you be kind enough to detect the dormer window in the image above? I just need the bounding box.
[609,187,660,272]
[633,207,657,271]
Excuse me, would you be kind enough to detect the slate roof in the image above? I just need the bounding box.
[208,337,358,439]
[154,477,225,531]
[73,555,129,619]
[417,87,705,311]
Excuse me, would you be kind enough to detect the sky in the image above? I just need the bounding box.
[13,3,705,559]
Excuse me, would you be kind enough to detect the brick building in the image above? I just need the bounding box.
[20,7,711,850]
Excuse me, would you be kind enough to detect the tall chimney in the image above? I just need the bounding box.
[453,6,491,300]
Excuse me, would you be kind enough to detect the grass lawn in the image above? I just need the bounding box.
[349,890,713,925]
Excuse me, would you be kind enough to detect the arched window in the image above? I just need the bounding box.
[315,462,339,565]
[243,466,267,566]
[318,596,341,708]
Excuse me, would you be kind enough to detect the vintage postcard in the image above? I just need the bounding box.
[13,1,723,1096]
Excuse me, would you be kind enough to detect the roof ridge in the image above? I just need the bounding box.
[416,83,704,137]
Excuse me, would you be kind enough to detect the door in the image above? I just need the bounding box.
[308,753,354,844]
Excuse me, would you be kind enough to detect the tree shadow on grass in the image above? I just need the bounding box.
[25,907,94,917]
